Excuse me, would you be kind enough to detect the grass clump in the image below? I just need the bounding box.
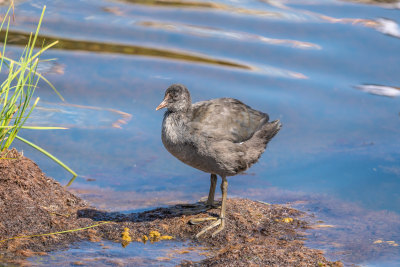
[0,4,77,182]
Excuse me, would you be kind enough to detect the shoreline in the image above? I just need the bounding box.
[0,149,341,266]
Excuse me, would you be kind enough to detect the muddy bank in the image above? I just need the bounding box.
[0,149,95,263]
[0,149,341,266]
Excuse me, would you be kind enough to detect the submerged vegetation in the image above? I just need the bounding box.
[0,4,77,181]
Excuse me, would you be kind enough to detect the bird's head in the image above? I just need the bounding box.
[156,84,192,113]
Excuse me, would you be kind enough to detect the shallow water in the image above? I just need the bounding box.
[28,240,207,266]
[1,0,399,265]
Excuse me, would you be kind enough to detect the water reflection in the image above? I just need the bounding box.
[0,30,251,70]
[30,102,132,129]
[355,84,400,98]
[375,18,400,38]
[261,0,400,39]
[344,0,400,8]
[266,0,400,9]
[138,21,321,49]
[317,16,400,39]
[114,0,230,9]
[113,0,286,18]
[29,240,207,266]
[2,30,309,78]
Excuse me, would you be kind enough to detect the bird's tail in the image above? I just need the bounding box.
[240,119,281,169]
[259,119,281,144]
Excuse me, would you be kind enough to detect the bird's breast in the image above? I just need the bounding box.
[161,114,186,144]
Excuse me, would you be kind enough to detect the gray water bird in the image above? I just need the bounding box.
[156,84,281,238]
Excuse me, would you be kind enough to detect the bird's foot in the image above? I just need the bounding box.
[193,217,225,238]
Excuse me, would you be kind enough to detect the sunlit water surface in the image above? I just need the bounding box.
[1,0,399,265]
[29,240,207,266]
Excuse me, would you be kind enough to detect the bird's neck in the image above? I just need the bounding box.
[162,110,190,144]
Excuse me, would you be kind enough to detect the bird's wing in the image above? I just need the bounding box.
[189,98,269,143]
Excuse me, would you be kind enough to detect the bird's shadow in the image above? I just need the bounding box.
[77,202,221,223]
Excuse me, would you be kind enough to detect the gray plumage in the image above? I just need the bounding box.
[158,84,281,177]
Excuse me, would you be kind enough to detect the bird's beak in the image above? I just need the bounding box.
[156,94,170,111]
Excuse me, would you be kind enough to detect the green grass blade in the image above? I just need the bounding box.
[30,40,59,62]
[21,126,68,130]
[0,126,67,130]
[15,135,77,178]
[0,4,73,182]
[28,6,46,60]
[0,55,64,101]
[35,73,64,101]
[0,17,10,72]
[0,5,11,32]
[66,175,78,187]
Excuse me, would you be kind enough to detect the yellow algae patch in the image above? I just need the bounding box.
[137,230,173,243]
[282,217,294,223]
[121,228,132,242]
[149,230,161,239]
[149,230,173,242]
[121,228,132,248]
[160,235,173,240]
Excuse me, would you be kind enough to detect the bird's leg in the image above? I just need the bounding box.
[210,176,227,236]
[192,176,228,238]
[175,174,219,215]
[189,174,218,225]
[206,174,218,207]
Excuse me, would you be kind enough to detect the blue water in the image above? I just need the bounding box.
[29,240,206,266]
[1,0,399,265]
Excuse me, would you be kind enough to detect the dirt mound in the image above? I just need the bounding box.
[0,149,342,266]
[0,149,94,259]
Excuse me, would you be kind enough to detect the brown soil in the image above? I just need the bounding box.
[0,149,342,266]
[0,149,95,262]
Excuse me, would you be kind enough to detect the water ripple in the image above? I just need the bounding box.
[30,102,133,129]
[344,0,400,9]
[138,20,321,50]
[3,30,307,79]
[111,0,313,21]
[261,0,400,38]
[1,30,250,70]
[355,84,400,98]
